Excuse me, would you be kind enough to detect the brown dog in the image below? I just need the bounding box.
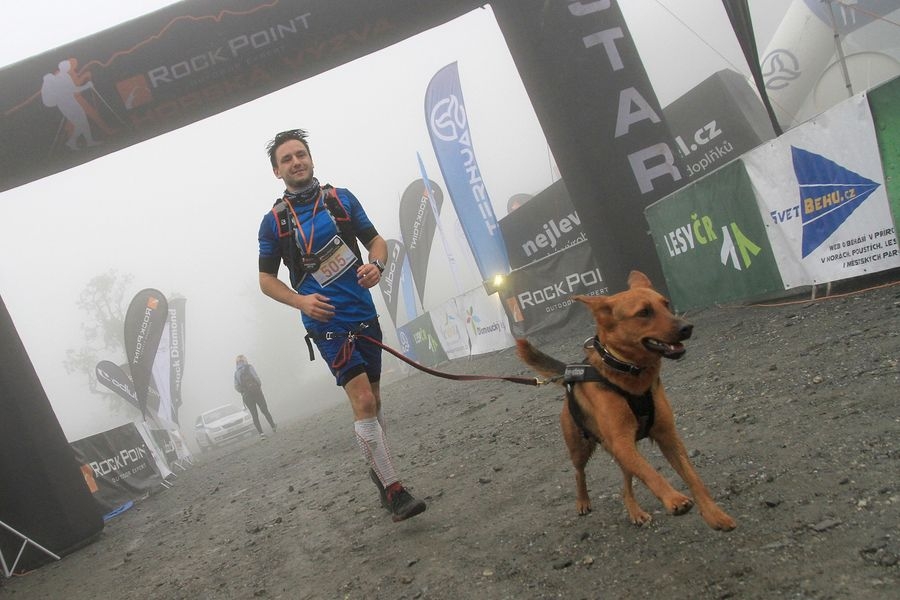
[517,271,736,531]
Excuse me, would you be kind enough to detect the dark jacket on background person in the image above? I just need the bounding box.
[234,362,262,395]
[234,355,276,436]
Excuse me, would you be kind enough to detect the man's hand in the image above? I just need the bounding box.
[259,272,335,321]
[297,293,335,322]
[356,262,381,289]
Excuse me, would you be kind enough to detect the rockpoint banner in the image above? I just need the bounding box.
[0,0,484,193]
[425,62,509,283]
[398,179,444,304]
[124,289,169,420]
[70,422,163,517]
[502,241,608,337]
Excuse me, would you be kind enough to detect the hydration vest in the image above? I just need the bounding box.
[271,184,362,289]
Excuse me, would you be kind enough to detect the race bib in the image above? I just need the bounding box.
[311,235,358,287]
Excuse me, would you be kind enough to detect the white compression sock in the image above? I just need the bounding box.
[354,417,398,488]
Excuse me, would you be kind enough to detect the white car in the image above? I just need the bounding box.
[194,404,256,451]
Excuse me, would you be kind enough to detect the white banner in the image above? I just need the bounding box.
[429,297,470,360]
[134,421,174,481]
[169,429,192,464]
[744,94,900,288]
[760,1,900,129]
[151,325,177,429]
[459,287,515,356]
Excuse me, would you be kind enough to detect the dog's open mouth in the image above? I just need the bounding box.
[643,338,686,359]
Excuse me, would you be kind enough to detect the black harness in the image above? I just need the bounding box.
[302,319,377,365]
[563,338,656,442]
[271,184,362,289]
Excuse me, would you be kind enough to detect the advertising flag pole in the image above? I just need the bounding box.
[417,152,463,296]
[825,0,854,99]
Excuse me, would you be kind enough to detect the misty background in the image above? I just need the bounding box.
[0,1,789,445]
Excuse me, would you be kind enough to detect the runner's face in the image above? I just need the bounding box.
[273,139,314,191]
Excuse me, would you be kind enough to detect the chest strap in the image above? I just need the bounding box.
[272,185,362,289]
[563,364,655,441]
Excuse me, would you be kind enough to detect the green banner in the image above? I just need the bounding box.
[868,75,900,233]
[645,160,784,311]
[396,313,448,368]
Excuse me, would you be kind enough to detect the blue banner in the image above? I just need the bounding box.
[425,62,509,282]
[401,259,419,324]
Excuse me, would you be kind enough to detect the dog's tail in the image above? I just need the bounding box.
[515,339,566,380]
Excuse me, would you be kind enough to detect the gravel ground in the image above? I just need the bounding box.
[3,279,899,600]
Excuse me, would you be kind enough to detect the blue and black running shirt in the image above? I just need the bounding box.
[258,187,379,329]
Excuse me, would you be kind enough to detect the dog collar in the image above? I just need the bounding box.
[591,336,644,375]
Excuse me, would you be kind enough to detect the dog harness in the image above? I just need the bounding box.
[563,363,655,442]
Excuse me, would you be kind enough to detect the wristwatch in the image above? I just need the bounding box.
[371,259,386,274]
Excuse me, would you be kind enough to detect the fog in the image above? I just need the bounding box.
[0,1,786,446]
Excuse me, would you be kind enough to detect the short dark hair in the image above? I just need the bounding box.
[266,129,310,168]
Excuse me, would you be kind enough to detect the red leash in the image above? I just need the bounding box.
[354,334,546,386]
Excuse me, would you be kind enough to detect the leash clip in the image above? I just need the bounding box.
[536,375,563,386]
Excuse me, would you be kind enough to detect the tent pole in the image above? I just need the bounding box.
[0,520,60,577]
[825,0,854,98]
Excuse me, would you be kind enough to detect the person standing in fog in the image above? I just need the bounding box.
[234,355,277,439]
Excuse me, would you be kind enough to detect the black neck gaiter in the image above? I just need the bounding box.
[284,177,321,204]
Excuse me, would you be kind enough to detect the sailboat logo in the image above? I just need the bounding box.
[791,146,881,258]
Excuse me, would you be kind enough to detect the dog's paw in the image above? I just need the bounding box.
[628,509,652,526]
[703,507,737,531]
[576,500,592,515]
[666,495,694,516]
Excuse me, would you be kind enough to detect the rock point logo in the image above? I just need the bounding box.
[116,75,154,109]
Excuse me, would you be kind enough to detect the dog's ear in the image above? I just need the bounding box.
[627,270,653,290]
[573,295,611,320]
